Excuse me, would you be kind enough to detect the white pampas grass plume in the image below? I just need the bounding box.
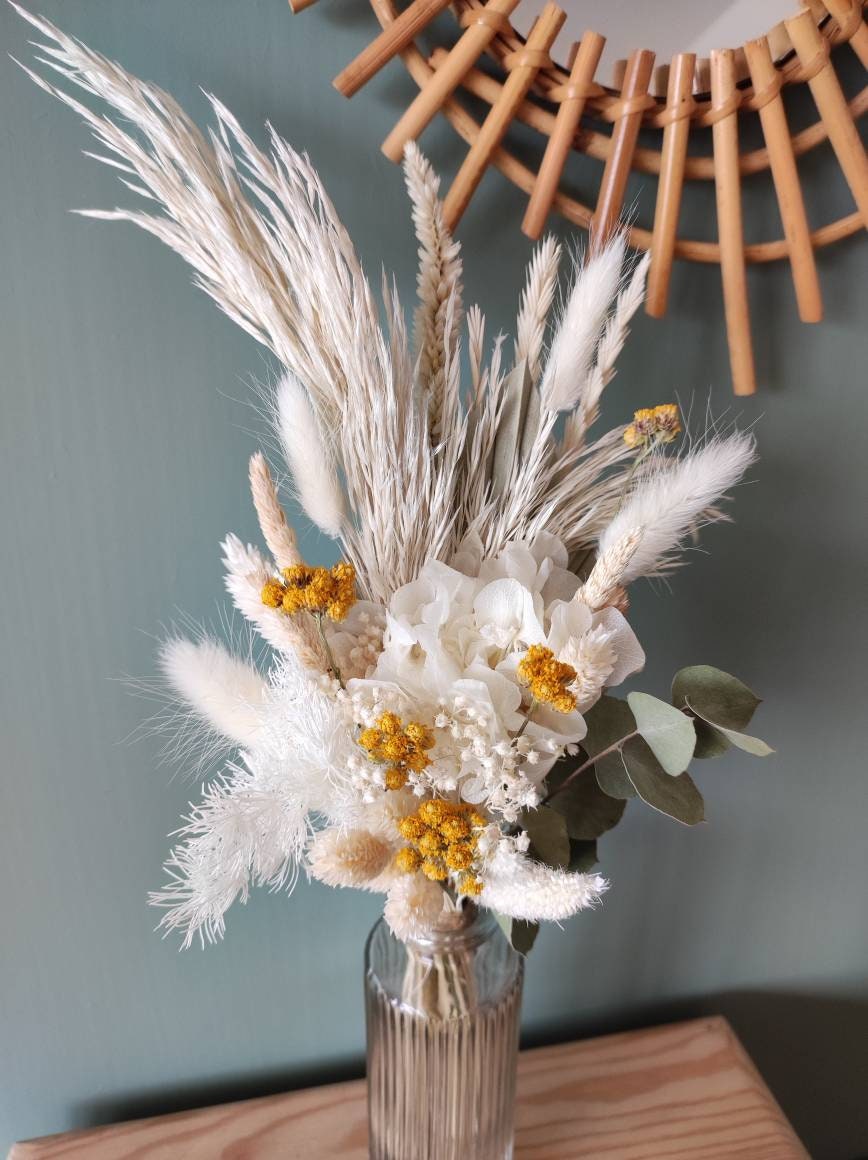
[481,847,608,922]
[384,874,446,942]
[276,373,346,538]
[308,827,396,891]
[514,236,561,384]
[158,637,266,747]
[403,142,463,434]
[540,236,626,413]
[248,452,302,569]
[221,535,326,669]
[570,252,651,444]
[598,432,756,583]
[579,528,643,610]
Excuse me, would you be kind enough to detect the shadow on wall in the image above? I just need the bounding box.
[71,1052,366,1141]
[70,989,868,1160]
[523,988,868,1160]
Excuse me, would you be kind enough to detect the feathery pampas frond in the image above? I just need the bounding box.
[403,142,463,436]
[159,636,267,747]
[596,432,757,583]
[540,236,625,413]
[248,452,302,569]
[514,236,561,385]
[275,373,346,538]
[150,754,311,947]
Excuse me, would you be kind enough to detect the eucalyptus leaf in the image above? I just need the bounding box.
[583,695,636,758]
[547,767,626,840]
[490,359,531,497]
[495,913,539,956]
[520,805,570,869]
[672,665,761,731]
[621,736,705,825]
[594,750,636,798]
[692,718,732,759]
[690,713,774,757]
[627,691,696,776]
[568,839,598,873]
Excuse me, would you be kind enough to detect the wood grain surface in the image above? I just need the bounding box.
[9,1017,809,1159]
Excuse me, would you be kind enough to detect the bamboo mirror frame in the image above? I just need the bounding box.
[291,0,868,394]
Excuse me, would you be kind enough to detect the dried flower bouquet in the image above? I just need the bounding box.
[17,7,772,956]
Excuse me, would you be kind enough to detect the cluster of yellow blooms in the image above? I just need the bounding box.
[396,800,486,896]
[517,644,578,714]
[358,711,435,791]
[623,403,681,449]
[261,561,356,622]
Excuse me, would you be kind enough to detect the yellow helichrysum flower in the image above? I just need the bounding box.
[517,644,577,713]
[624,403,681,449]
[358,711,435,791]
[260,560,356,622]
[395,800,485,895]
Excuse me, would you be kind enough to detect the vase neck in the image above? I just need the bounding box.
[404,901,497,954]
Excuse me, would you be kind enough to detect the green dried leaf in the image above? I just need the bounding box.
[495,913,539,956]
[490,359,531,497]
[583,695,636,757]
[693,716,774,757]
[520,805,570,869]
[519,381,541,460]
[672,665,761,731]
[567,839,598,873]
[627,691,696,776]
[621,737,705,825]
[595,750,636,798]
[546,767,626,840]
[692,718,732,759]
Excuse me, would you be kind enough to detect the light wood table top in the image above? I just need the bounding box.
[9,1016,809,1159]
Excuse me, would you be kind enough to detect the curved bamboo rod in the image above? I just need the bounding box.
[454,0,867,119]
[429,48,868,181]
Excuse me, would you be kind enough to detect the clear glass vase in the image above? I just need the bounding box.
[364,902,524,1160]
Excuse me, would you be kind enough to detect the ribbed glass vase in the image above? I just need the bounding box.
[364,903,524,1160]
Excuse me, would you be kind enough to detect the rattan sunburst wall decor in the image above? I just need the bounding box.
[290,0,868,395]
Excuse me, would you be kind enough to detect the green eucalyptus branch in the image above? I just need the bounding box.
[541,729,639,806]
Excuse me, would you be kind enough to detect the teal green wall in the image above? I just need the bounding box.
[2,3,866,1156]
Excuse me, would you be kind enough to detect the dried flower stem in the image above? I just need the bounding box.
[541,730,639,805]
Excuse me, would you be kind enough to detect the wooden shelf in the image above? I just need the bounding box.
[9,1016,809,1159]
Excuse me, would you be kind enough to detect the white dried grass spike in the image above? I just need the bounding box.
[540,235,625,413]
[159,636,267,747]
[248,451,302,569]
[276,373,346,538]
